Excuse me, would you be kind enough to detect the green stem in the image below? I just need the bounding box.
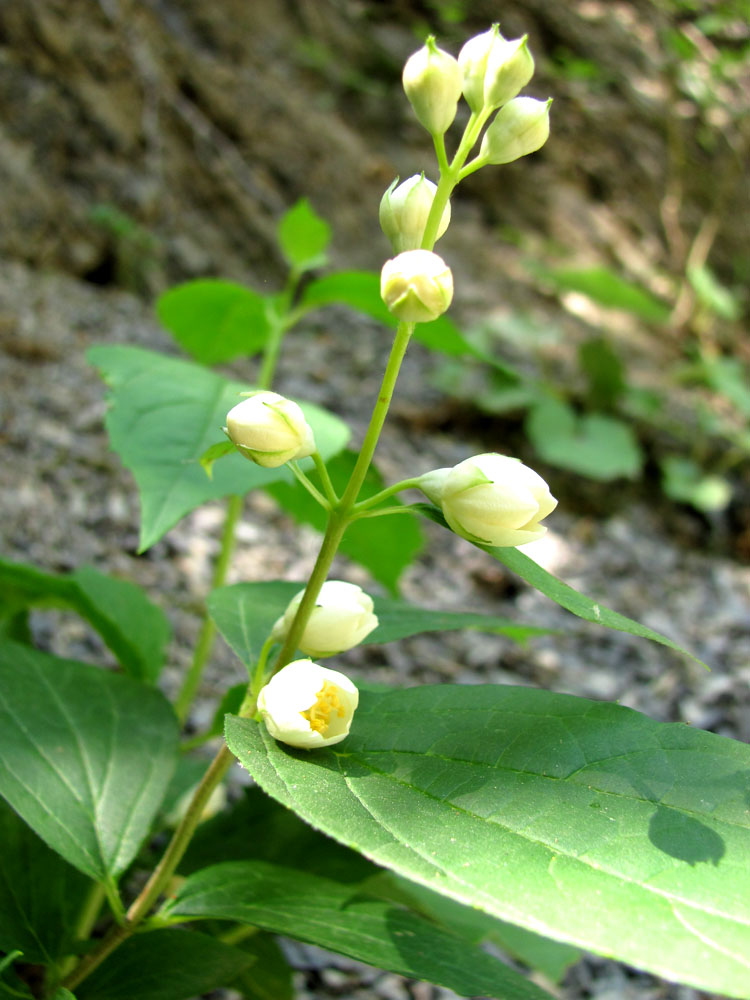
[61,743,236,993]
[349,505,420,521]
[351,476,424,512]
[288,460,330,509]
[174,493,243,724]
[313,451,339,505]
[271,320,416,672]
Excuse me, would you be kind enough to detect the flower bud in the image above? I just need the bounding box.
[419,453,557,547]
[270,580,378,658]
[225,391,315,468]
[402,35,462,136]
[459,25,534,113]
[478,96,551,165]
[257,659,359,749]
[381,249,453,324]
[379,174,451,253]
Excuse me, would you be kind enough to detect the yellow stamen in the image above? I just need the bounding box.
[302,681,346,734]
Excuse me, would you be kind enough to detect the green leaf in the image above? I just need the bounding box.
[0,800,92,965]
[166,860,554,1000]
[530,264,671,323]
[414,503,706,666]
[687,264,741,321]
[75,929,254,1000]
[661,456,732,513]
[367,872,581,983]
[0,558,170,684]
[156,279,272,365]
[207,580,545,673]
[88,344,349,551]
[526,398,643,480]
[0,641,179,881]
[277,199,331,272]
[51,991,78,1000]
[228,932,293,1000]
[226,685,750,998]
[578,336,626,409]
[181,786,377,885]
[266,450,423,594]
[198,439,235,479]
[299,270,493,363]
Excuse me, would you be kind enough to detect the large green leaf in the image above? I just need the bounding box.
[88,344,350,551]
[75,929,254,1000]
[0,558,170,684]
[299,270,491,361]
[226,685,750,997]
[266,450,423,594]
[207,580,546,672]
[165,860,553,1000]
[0,642,179,881]
[0,800,91,965]
[156,279,272,365]
[414,503,705,666]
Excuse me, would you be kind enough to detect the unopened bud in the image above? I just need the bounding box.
[381,249,453,324]
[478,96,551,165]
[270,581,378,658]
[459,25,534,113]
[419,453,557,548]
[379,174,451,253]
[225,391,315,468]
[402,35,462,136]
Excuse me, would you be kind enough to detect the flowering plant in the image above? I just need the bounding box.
[0,22,748,1000]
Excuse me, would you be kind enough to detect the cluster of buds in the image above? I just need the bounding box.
[379,24,550,328]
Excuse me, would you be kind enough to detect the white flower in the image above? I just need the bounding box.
[478,97,551,165]
[459,25,535,113]
[380,250,453,324]
[419,453,557,547]
[380,174,451,253]
[225,391,315,468]
[402,35,463,136]
[271,580,378,658]
[257,660,359,749]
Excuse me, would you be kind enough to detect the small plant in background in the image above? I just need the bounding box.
[1,22,749,1000]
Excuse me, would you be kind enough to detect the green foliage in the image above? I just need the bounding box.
[207,579,547,672]
[156,279,272,365]
[277,198,331,273]
[166,859,553,1000]
[415,503,705,666]
[530,264,672,323]
[75,929,253,1000]
[266,450,423,594]
[661,456,732,513]
[525,397,643,480]
[0,558,170,684]
[88,344,349,550]
[0,641,179,881]
[226,684,750,997]
[0,800,91,965]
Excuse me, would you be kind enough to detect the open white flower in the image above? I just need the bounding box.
[271,581,378,658]
[419,453,557,547]
[225,391,315,468]
[257,660,359,749]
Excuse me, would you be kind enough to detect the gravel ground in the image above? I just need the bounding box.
[1,258,748,999]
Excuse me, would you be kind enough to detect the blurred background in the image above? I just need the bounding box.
[1,0,748,543]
